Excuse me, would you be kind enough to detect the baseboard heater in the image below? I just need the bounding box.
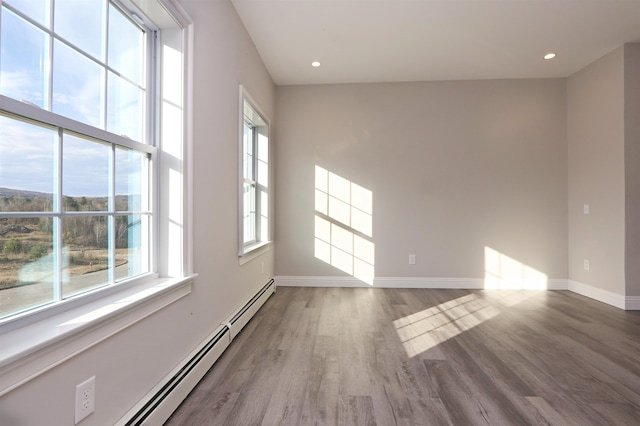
[226,277,276,340]
[117,278,276,426]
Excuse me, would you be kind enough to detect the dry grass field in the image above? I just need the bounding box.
[1,219,131,317]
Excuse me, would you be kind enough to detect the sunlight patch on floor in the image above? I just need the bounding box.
[393,293,501,357]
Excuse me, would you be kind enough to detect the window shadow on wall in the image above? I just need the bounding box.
[314,166,375,285]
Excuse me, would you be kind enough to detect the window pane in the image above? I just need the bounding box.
[62,215,108,297]
[0,217,55,317]
[52,40,105,128]
[62,134,110,211]
[6,0,51,28]
[257,132,268,185]
[115,147,147,212]
[108,4,144,86]
[54,0,105,61]
[243,122,253,180]
[0,115,56,211]
[107,72,143,141]
[115,214,148,281]
[243,182,255,243]
[0,7,49,107]
[259,189,268,242]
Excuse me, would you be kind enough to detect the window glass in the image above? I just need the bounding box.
[53,0,106,61]
[107,71,143,141]
[0,115,56,211]
[259,189,268,242]
[5,0,51,28]
[116,214,148,280]
[108,4,144,86]
[257,132,268,185]
[115,147,146,212]
[243,122,254,180]
[0,8,49,107]
[0,217,55,317]
[243,182,255,244]
[62,215,109,297]
[52,40,105,128]
[62,134,110,211]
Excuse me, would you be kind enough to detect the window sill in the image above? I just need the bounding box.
[0,274,196,396]
[238,241,271,265]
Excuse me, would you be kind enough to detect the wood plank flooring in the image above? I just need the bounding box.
[165,287,640,425]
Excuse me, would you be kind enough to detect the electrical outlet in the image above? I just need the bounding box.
[75,376,95,424]
[409,254,416,265]
[583,259,590,271]
[583,204,590,215]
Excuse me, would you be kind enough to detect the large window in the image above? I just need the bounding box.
[239,87,270,258]
[0,0,160,320]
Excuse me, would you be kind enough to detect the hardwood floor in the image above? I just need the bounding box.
[165,287,640,425]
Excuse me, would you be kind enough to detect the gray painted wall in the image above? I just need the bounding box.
[625,44,640,297]
[567,47,626,295]
[275,79,568,282]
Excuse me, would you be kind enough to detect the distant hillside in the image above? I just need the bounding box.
[0,187,51,198]
[0,188,135,199]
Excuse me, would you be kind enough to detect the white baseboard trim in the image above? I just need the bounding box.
[275,276,568,290]
[567,280,628,310]
[625,296,640,310]
[275,276,640,310]
[275,276,483,289]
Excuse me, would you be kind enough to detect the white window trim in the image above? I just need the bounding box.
[238,85,271,262]
[0,0,195,395]
[239,241,271,265]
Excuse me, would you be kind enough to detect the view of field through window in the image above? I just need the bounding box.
[0,118,150,317]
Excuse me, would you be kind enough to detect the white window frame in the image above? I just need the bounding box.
[0,0,157,321]
[238,85,270,263]
[0,0,194,396]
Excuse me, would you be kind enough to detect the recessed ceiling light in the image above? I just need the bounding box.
[311,61,321,67]
[543,52,557,60]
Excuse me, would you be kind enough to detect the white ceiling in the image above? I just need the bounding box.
[230,0,640,86]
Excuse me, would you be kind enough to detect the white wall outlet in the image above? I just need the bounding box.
[409,254,416,265]
[583,259,590,271]
[583,204,590,215]
[75,376,95,424]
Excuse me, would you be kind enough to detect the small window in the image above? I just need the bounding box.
[239,86,270,258]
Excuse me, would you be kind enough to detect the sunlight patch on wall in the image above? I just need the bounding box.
[484,246,548,290]
[393,293,500,357]
[314,166,375,284]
